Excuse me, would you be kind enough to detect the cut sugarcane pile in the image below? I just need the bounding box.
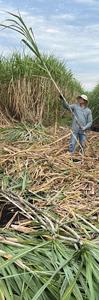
[0,124,99,300]
[0,124,99,222]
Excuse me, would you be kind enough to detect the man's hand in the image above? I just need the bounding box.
[82,126,86,131]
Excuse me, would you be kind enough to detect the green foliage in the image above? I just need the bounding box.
[0,53,82,93]
[0,237,99,300]
[88,84,99,125]
[0,53,83,125]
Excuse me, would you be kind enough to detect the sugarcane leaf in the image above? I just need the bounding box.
[61,263,83,300]
[5,18,27,34]
[21,39,40,58]
[0,290,5,300]
[0,25,25,36]
[85,254,96,300]
[31,252,77,300]
[1,268,14,299]
[0,241,50,270]
[22,169,27,192]
[6,11,28,31]
[0,281,13,300]
[61,265,83,300]
[8,13,41,56]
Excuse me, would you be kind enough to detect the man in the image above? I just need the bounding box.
[60,94,93,153]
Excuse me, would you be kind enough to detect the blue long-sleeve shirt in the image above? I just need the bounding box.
[62,99,93,132]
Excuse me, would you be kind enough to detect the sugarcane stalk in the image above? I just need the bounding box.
[76,214,99,234]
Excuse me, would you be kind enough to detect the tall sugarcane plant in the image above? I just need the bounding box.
[0,12,82,127]
[1,13,64,94]
[0,10,85,143]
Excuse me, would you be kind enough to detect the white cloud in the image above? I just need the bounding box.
[75,72,99,90]
[0,28,19,40]
[73,0,97,4]
[0,2,20,28]
[51,13,75,21]
[0,45,14,56]
[45,28,59,34]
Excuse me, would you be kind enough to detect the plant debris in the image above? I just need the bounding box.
[0,125,99,237]
[0,124,99,300]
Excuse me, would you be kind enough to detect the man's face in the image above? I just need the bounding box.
[78,97,86,106]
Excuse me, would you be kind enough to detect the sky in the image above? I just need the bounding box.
[0,0,99,91]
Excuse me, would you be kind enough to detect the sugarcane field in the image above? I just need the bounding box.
[0,7,99,300]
